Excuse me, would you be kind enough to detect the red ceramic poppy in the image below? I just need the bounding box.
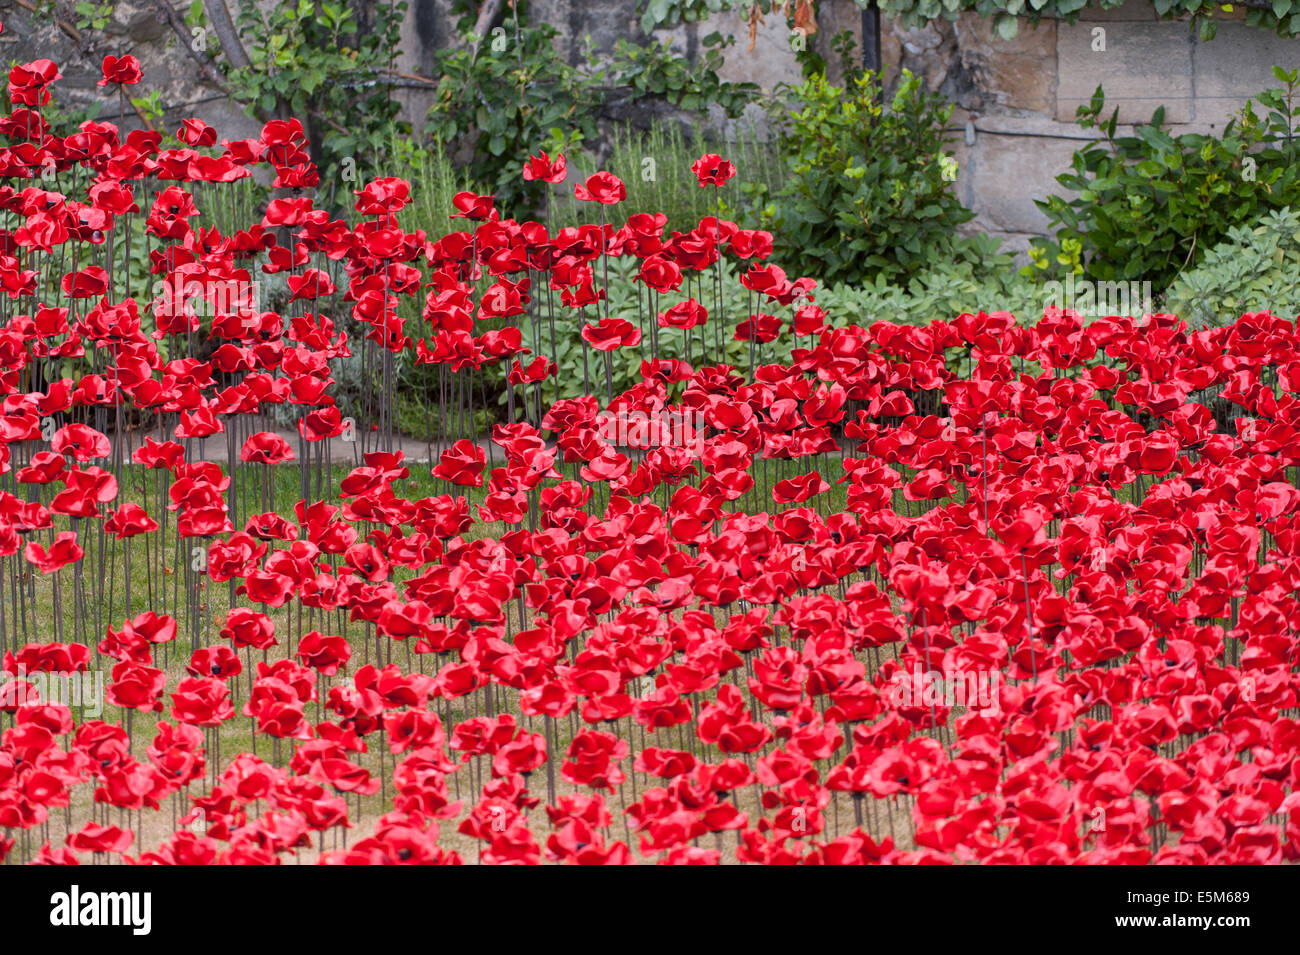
[573,172,626,205]
[691,153,736,187]
[522,151,567,183]
[98,54,142,87]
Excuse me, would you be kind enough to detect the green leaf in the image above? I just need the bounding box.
[643,0,672,29]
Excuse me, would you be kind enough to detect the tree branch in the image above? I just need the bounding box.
[154,1,232,92]
[202,0,253,71]
[11,0,83,46]
[473,0,506,41]
[120,89,158,133]
[378,69,440,86]
[154,0,274,122]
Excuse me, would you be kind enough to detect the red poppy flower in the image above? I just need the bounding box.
[50,466,118,518]
[772,472,830,504]
[691,153,736,187]
[106,662,166,713]
[581,317,641,351]
[493,732,548,777]
[562,730,628,791]
[51,423,111,461]
[355,176,411,214]
[522,151,567,183]
[169,677,234,727]
[659,299,708,330]
[178,118,218,147]
[635,747,698,778]
[104,503,158,539]
[9,59,62,106]
[98,54,142,86]
[287,268,336,301]
[734,312,784,344]
[133,438,186,469]
[574,172,626,204]
[450,191,496,220]
[220,608,278,650]
[299,406,345,442]
[241,431,294,464]
[5,641,90,674]
[432,439,487,487]
[16,451,66,484]
[66,823,132,855]
[296,632,352,676]
[187,646,242,680]
[24,531,83,573]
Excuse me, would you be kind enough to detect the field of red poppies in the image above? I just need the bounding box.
[1,56,1298,865]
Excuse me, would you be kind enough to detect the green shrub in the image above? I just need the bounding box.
[865,0,1300,43]
[1163,207,1300,328]
[756,68,974,285]
[425,20,600,214]
[815,237,1046,327]
[224,0,410,180]
[610,34,759,119]
[1031,67,1300,291]
[424,18,758,215]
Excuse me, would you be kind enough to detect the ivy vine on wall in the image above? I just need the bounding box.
[640,0,1300,42]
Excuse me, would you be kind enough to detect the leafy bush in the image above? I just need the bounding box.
[1031,68,1300,291]
[224,0,409,179]
[816,238,1046,327]
[611,35,758,118]
[639,0,1300,44]
[1164,207,1300,328]
[757,69,974,285]
[425,20,599,214]
[425,17,758,214]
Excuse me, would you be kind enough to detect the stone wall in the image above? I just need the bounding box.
[0,1,265,144]
[694,0,1300,250]
[3,1,1299,249]
[949,2,1300,249]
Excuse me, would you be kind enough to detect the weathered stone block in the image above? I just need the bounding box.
[1057,22,1193,123]
[956,14,1056,113]
[707,8,805,92]
[1191,23,1300,127]
[964,131,1082,235]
